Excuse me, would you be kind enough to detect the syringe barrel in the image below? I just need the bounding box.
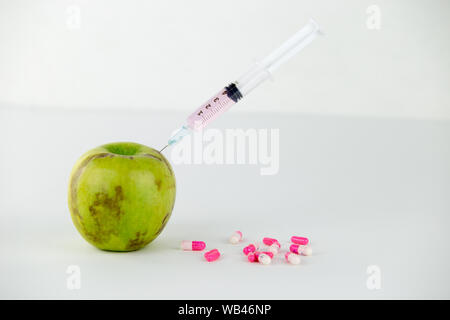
[186,83,242,130]
[167,84,242,145]
[235,63,272,97]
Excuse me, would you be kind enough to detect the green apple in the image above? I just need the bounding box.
[68,142,176,251]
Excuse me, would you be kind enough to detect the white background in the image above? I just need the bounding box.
[1,0,449,119]
[1,0,450,299]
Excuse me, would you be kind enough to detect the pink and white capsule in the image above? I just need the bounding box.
[285,252,301,265]
[267,243,281,255]
[260,251,274,259]
[291,236,309,245]
[263,237,280,246]
[243,243,257,255]
[258,253,272,265]
[290,244,312,256]
[229,231,243,244]
[301,245,313,256]
[247,252,258,262]
[204,249,220,262]
[181,240,206,251]
[247,251,273,263]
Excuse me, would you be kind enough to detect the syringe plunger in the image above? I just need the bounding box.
[235,19,321,96]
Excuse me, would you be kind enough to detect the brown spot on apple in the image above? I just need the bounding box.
[126,231,150,251]
[155,178,162,191]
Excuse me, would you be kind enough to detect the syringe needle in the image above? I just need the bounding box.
[159,144,169,153]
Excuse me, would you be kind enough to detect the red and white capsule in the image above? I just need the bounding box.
[291,236,309,245]
[181,240,206,251]
[290,244,312,256]
[243,243,257,255]
[263,237,280,246]
[247,252,258,262]
[229,231,243,244]
[204,249,221,262]
[267,242,281,255]
[285,252,301,265]
[258,253,272,265]
[247,251,273,264]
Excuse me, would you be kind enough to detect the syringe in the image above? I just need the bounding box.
[160,19,322,152]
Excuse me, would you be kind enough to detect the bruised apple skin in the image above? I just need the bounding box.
[68,142,176,251]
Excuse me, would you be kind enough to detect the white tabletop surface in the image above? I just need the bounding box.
[1,106,449,299]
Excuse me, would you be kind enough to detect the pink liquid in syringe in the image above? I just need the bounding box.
[187,88,238,130]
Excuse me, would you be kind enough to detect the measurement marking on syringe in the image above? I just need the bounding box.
[190,92,235,128]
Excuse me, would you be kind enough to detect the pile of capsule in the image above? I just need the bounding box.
[181,231,312,265]
[242,235,311,265]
